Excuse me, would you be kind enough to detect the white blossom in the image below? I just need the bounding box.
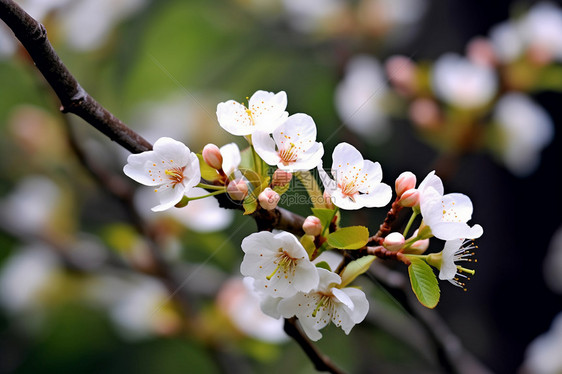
[334,55,390,141]
[216,90,288,136]
[240,231,319,298]
[493,93,554,177]
[217,277,288,343]
[519,2,562,61]
[438,239,477,289]
[420,186,483,241]
[431,53,497,109]
[219,143,241,178]
[277,268,369,341]
[0,244,59,314]
[123,137,200,212]
[253,113,324,171]
[319,142,392,210]
[522,312,562,374]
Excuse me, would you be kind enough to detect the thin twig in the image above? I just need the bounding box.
[283,318,347,374]
[0,0,152,154]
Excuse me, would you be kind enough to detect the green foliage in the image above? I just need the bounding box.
[407,257,440,309]
[197,154,220,181]
[326,226,369,250]
[340,255,375,288]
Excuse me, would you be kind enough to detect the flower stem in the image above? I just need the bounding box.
[196,183,226,191]
[186,189,226,202]
[402,210,418,238]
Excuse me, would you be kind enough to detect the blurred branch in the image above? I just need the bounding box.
[0,0,152,154]
[284,318,346,374]
[368,261,493,374]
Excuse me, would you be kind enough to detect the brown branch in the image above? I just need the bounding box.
[368,197,403,245]
[367,262,493,374]
[0,0,152,154]
[283,318,347,374]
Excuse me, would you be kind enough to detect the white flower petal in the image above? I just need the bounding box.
[439,239,462,280]
[252,131,282,166]
[220,143,241,177]
[354,183,392,208]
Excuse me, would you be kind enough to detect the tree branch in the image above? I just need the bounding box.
[0,0,152,154]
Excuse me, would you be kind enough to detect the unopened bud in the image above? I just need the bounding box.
[302,216,322,236]
[383,232,405,251]
[323,191,334,209]
[399,188,420,208]
[258,188,280,210]
[395,171,417,197]
[272,169,292,187]
[408,238,430,254]
[202,143,223,170]
[226,179,248,201]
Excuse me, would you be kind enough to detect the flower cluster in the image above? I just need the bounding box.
[122,89,484,340]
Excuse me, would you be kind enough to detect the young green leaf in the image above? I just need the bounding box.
[197,154,220,181]
[408,257,440,309]
[326,226,369,249]
[340,255,375,288]
[242,195,258,215]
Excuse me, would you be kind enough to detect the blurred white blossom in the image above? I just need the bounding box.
[134,187,233,233]
[217,277,288,343]
[493,93,554,176]
[2,0,147,54]
[109,276,179,340]
[335,55,390,141]
[522,312,562,374]
[519,2,562,62]
[489,21,524,64]
[431,53,498,109]
[0,175,61,236]
[489,2,562,64]
[544,226,562,294]
[281,0,345,33]
[0,244,59,314]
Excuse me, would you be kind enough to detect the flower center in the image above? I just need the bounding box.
[266,249,298,280]
[165,167,186,186]
[245,108,255,126]
[312,294,333,318]
[338,181,359,199]
[278,143,299,165]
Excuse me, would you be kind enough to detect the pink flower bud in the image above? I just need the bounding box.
[302,216,322,236]
[383,232,405,251]
[385,55,417,96]
[202,143,223,170]
[226,179,248,201]
[258,188,280,210]
[409,98,441,130]
[466,37,497,67]
[399,188,420,208]
[395,171,417,197]
[409,238,430,254]
[272,169,292,187]
[323,191,334,209]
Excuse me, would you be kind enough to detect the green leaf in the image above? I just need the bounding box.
[240,169,262,191]
[242,195,258,215]
[197,154,219,181]
[326,226,369,250]
[340,255,375,288]
[315,261,331,271]
[408,257,440,309]
[300,234,316,258]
